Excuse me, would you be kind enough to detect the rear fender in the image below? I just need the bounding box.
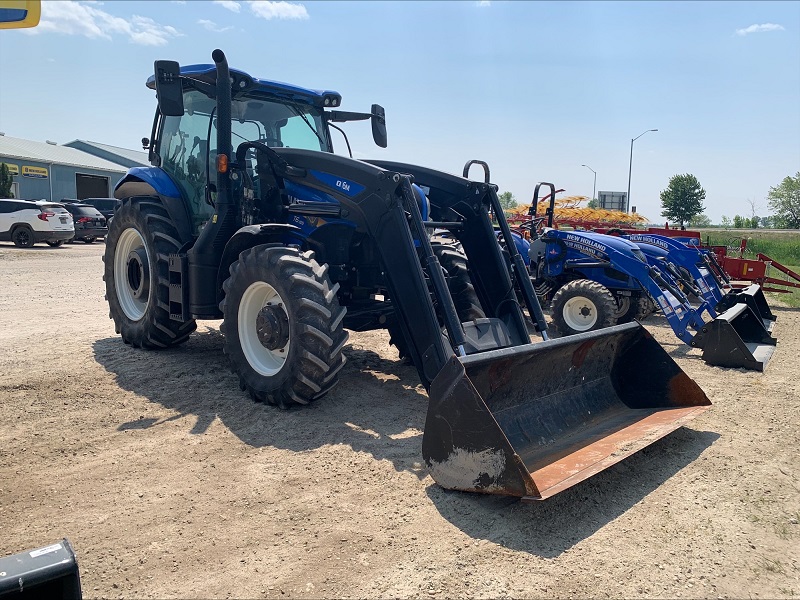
[217,224,306,302]
[115,175,193,245]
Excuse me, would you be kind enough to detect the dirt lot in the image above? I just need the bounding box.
[1,241,798,599]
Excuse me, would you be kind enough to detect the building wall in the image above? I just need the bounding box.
[0,156,125,201]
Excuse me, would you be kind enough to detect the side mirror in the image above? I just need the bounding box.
[371,104,387,148]
[154,60,184,117]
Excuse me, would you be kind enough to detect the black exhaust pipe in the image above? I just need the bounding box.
[186,49,240,317]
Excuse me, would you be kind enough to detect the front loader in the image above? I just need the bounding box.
[625,233,776,333]
[104,50,711,500]
[526,185,776,371]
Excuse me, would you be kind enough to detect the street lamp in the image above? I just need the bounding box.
[581,164,596,203]
[626,128,658,212]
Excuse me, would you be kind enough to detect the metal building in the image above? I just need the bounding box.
[0,135,129,201]
[63,139,149,170]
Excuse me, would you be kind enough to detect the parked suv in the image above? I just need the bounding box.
[80,198,120,224]
[0,199,74,247]
[60,203,108,243]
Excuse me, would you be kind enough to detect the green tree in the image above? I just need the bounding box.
[767,171,800,228]
[498,191,517,211]
[660,173,706,227]
[733,215,744,228]
[689,213,711,227]
[720,215,732,228]
[587,198,599,209]
[750,216,759,228]
[0,163,13,198]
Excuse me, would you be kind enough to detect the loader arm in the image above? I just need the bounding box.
[366,160,549,341]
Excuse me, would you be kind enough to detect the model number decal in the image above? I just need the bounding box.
[309,170,365,198]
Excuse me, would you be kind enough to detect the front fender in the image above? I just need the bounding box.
[216,224,306,302]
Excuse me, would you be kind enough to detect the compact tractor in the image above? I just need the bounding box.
[523,186,777,371]
[104,50,711,500]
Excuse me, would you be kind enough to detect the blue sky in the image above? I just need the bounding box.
[1,0,798,223]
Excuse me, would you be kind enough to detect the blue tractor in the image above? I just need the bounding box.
[523,184,777,371]
[104,50,712,499]
[624,232,776,332]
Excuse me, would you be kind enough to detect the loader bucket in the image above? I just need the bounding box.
[694,302,777,371]
[716,283,776,333]
[422,322,711,500]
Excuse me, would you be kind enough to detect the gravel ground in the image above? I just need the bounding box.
[1,241,798,599]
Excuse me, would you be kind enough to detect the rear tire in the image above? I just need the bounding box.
[551,279,617,336]
[12,226,34,248]
[388,245,485,362]
[45,240,64,248]
[220,245,348,409]
[84,237,96,244]
[613,294,643,324]
[635,295,658,320]
[104,197,196,348]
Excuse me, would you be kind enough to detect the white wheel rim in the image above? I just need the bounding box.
[563,296,598,331]
[114,228,150,321]
[239,281,290,376]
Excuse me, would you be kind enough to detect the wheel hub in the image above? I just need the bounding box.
[256,304,289,351]
[127,247,150,300]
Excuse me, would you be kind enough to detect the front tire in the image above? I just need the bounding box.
[551,279,617,335]
[103,197,196,348]
[220,245,348,409]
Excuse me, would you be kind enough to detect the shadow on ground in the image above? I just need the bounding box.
[94,325,720,553]
[425,427,719,558]
[93,328,429,477]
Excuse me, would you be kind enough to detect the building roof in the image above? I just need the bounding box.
[64,139,149,167]
[0,135,128,172]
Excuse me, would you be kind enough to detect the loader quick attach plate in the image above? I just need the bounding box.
[422,322,711,500]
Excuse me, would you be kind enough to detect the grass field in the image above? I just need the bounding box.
[695,228,800,307]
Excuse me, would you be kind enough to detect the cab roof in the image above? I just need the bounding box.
[145,64,342,108]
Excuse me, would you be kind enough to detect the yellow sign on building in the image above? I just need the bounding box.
[1,162,20,176]
[22,165,48,178]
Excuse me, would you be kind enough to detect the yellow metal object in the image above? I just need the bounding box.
[0,0,40,29]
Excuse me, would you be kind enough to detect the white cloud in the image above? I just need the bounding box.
[213,0,241,12]
[477,1,491,6]
[736,23,785,36]
[198,19,233,32]
[248,1,309,20]
[24,1,182,46]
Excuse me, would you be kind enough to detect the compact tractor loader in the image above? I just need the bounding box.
[525,185,777,371]
[105,50,711,500]
[624,232,776,332]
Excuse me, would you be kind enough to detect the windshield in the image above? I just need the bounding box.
[159,89,330,232]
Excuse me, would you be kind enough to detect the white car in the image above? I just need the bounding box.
[0,199,74,247]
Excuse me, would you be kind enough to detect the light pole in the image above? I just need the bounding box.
[626,128,657,212]
[581,164,596,203]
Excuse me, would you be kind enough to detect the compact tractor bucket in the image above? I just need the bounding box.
[691,301,777,371]
[423,322,711,500]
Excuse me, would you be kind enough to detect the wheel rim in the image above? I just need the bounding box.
[16,229,30,246]
[563,296,599,331]
[613,296,631,318]
[239,281,290,376]
[114,228,151,321]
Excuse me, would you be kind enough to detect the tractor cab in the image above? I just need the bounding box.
[143,63,385,235]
